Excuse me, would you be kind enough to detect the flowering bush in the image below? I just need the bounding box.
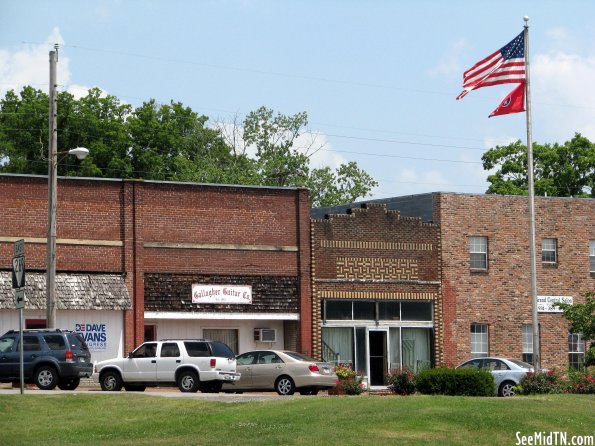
[562,371,595,394]
[334,365,367,395]
[518,370,561,394]
[386,369,416,395]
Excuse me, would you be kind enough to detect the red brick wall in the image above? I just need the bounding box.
[0,175,310,353]
[436,193,595,370]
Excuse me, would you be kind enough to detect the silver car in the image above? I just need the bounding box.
[456,357,536,397]
[222,350,337,395]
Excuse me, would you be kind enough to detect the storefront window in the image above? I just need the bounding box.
[401,301,432,321]
[378,301,400,320]
[355,327,367,374]
[321,327,353,366]
[402,328,432,372]
[325,300,352,320]
[353,301,375,320]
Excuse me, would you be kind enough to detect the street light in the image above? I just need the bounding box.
[47,42,91,329]
[46,147,89,329]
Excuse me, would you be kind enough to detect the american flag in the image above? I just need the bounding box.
[457,31,525,100]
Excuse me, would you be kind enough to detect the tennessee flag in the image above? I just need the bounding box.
[489,82,526,118]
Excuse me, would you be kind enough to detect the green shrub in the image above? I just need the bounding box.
[335,365,367,395]
[386,368,416,395]
[563,370,595,394]
[517,370,561,395]
[415,367,495,396]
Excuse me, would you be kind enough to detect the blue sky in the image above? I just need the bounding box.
[1,1,594,199]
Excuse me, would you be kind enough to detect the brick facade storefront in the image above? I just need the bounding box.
[311,203,442,385]
[0,174,311,356]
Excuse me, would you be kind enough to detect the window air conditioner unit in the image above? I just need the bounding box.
[254,328,277,343]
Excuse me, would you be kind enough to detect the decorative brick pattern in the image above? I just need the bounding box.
[321,240,433,251]
[336,257,418,280]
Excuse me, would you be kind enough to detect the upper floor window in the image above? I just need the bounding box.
[589,240,595,273]
[470,323,488,358]
[469,236,488,270]
[541,238,557,263]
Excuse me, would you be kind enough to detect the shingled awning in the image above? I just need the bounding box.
[0,272,131,310]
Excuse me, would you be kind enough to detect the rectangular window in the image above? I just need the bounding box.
[542,238,557,263]
[522,325,533,364]
[470,324,488,358]
[469,236,488,270]
[590,240,595,273]
[568,333,585,370]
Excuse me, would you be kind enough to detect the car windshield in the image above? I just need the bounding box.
[507,359,533,369]
[283,351,318,362]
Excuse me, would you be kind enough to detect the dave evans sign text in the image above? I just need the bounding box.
[75,323,108,351]
[537,295,573,313]
[192,285,252,304]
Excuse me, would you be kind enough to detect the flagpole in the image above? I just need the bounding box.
[524,16,540,370]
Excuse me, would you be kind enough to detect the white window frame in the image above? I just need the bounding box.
[589,240,595,273]
[541,238,557,264]
[568,332,585,370]
[469,236,488,270]
[521,325,533,364]
[470,324,488,358]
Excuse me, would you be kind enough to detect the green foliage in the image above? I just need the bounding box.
[556,291,595,366]
[0,88,377,207]
[386,368,416,395]
[414,367,495,396]
[482,133,595,197]
[564,370,595,394]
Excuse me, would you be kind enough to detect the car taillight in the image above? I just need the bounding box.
[308,364,319,373]
[65,350,73,362]
[210,358,216,368]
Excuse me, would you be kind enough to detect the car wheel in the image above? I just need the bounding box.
[177,370,200,393]
[100,371,123,391]
[124,384,146,392]
[34,365,58,390]
[275,376,295,395]
[58,377,80,390]
[498,381,516,397]
[200,381,222,393]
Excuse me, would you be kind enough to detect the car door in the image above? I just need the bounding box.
[122,342,158,382]
[252,351,286,390]
[484,358,510,387]
[0,335,18,379]
[156,342,181,382]
[233,351,258,389]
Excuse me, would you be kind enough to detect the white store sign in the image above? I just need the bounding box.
[192,284,252,304]
[537,295,573,313]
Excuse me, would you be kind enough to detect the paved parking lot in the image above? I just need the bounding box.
[0,384,323,402]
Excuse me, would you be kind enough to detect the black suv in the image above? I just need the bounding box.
[0,329,93,390]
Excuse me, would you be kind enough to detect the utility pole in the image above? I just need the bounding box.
[47,46,58,329]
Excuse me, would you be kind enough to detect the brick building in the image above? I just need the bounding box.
[313,192,595,373]
[310,203,441,387]
[0,174,312,362]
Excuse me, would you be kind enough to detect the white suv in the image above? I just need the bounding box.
[93,339,240,393]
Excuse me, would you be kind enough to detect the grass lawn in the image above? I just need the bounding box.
[0,393,593,445]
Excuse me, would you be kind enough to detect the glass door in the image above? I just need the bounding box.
[368,329,388,386]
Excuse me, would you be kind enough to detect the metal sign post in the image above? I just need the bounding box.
[12,239,25,395]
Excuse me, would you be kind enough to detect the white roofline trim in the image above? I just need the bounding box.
[144,312,299,320]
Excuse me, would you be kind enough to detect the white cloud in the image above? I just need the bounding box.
[0,28,72,97]
[428,39,467,78]
[532,51,595,141]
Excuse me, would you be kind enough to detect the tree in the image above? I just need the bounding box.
[556,292,595,367]
[1,88,377,207]
[482,133,595,197]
